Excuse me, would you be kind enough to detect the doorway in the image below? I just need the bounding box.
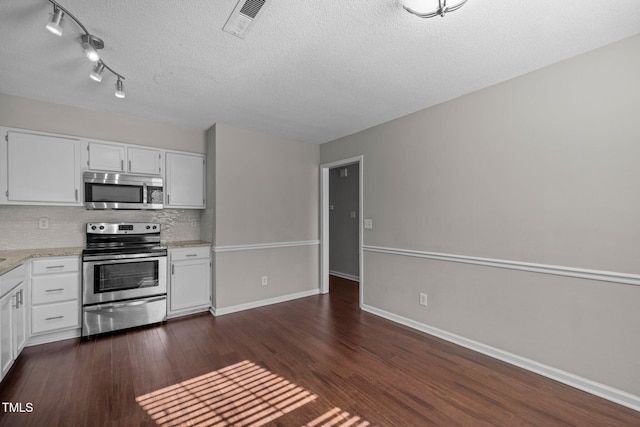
[320,156,363,307]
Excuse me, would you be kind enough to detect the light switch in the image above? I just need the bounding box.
[350,211,357,219]
[364,218,373,229]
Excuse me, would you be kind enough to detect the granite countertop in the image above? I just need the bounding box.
[0,241,212,276]
[164,240,212,249]
[0,247,83,276]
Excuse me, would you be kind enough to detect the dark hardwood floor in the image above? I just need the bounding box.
[1,276,638,426]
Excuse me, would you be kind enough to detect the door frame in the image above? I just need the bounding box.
[320,155,364,307]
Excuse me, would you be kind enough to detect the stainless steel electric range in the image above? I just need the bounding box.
[81,222,167,337]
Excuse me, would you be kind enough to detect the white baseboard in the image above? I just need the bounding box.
[361,304,640,412]
[26,328,81,346]
[329,270,360,282]
[167,306,211,319]
[212,289,320,316]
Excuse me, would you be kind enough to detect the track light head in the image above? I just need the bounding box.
[89,62,105,82]
[45,6,65,36]
[81,34,104,62]
[115,78,125,99]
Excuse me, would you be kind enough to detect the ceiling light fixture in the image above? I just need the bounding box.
[402,0,469,18]
[45,6,64,36]
[44,0,126,99]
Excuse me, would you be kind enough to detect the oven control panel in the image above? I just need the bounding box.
[86,223,160,234]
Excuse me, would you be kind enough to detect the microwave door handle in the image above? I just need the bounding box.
[143,182,147,207]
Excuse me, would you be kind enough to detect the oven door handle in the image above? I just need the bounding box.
[83,253,167,262]
[83,296,166,311]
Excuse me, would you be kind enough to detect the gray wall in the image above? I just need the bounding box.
[320,34,640,397]
[206,123,319,309]
[329,163,359,278]
[0,93,206,249]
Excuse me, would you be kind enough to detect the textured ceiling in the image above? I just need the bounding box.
[1,0,639,144]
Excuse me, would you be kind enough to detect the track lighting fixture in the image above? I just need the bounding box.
[115,78,125,99]
[45,6,64,36]
[89,62,105,82]
[81,34,103,62]
[44,0,126,99]
[402,0,469,18]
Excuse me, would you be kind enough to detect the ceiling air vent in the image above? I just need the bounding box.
[223,0,266,39]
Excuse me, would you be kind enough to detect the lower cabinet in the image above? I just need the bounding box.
[168,246,211,318]
[0,264,27,381]
[29,256,80,342]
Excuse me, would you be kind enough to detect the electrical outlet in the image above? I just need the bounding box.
[261,276,268,286]
[419,293,428,307]
[38,217,49,229]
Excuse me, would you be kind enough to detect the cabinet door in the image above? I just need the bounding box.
[165,153,205,208]
[12,283,26,357]
[170,259,211,311]
[88,142,125,172]
[7,132,80,204]
[128,147,162,175]
[0,291,13,377]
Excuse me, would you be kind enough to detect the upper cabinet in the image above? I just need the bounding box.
[87,142,162,175]
[127,147,162,175]
[165,152,206,209]
[2,131,81,206]
[87,142,125,172]
[0,126,205,209]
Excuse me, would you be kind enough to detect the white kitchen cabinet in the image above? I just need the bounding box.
[87,141,126,172]
[0,264,26,381]
[87,142,162,175]
[127,147,162,175]
[168,247,211,317]
[4,131,81,205]
[165,152,206,208]
[29,257,80,338]
[0,290,13,377]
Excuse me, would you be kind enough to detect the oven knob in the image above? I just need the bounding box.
[99,226,104,230]
[152,225,157,230]
[91,226,96,230]
[146,225,150,230]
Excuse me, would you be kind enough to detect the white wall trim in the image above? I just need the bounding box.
[329,270,360,282]
[214,240,320,253]
[212,289,320,316]
[360,303,640,412]
[364,245,640,287]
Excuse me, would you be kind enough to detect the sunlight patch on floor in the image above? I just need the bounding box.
[304,407,372,427]
[136,360,318,426]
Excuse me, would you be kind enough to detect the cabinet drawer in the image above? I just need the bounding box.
[170,246,210,262]
[32,273,79,304]
[32,301,79,334]
[32,257,79,275]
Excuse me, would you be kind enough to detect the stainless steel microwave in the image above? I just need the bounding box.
[83,172,163,210]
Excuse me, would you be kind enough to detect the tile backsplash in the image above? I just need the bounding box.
[0,205,201,250]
